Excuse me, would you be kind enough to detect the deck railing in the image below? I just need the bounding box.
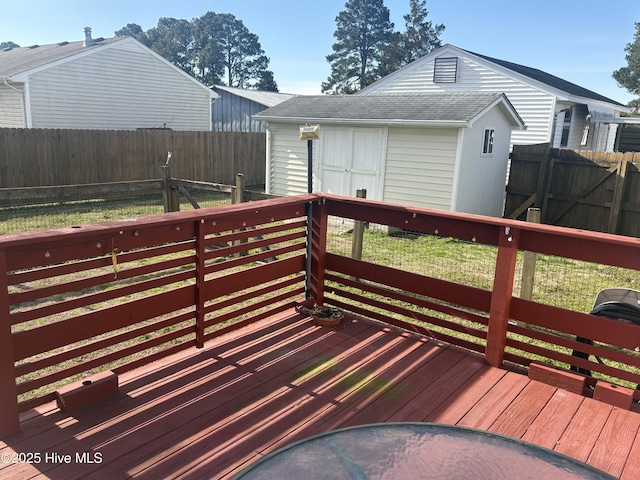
[0,195,311,437]
[2,193,640,438]
[312,194,640,394]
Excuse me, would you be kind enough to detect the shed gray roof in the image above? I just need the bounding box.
[0,37,124,77]
[254,92,524,127]
[213,85,295,107]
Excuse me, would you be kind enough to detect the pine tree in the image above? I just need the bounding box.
[401,0,444,64]
[322,0,394,94]
[613,22,640,110]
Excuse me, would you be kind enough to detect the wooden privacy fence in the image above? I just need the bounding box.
[0,128,266,188]
[505,143,640,237]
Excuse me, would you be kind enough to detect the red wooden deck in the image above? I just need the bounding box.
[2,310,640,479]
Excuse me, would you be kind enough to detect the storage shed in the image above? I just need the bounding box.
[211,85,294,132]
[254,93,525,217]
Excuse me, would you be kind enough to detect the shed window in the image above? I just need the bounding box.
[482,128,495,155]
[433,57,458,83]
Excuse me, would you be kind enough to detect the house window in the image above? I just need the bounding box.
[560,108,572,147]
[433,57,458,83]
[482,128,495,155]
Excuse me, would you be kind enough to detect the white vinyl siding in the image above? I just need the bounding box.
[0,84,26,127]
[454,107,512,217]
[361,53,555,148]
[27,43,211,131]
[268,124,311,196]
[384,127,458,210]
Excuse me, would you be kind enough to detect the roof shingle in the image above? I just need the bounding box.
[0,37,123,77]
[254,92,511,124]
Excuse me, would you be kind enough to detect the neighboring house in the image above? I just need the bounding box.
[359,44,631,152]
[211,85,294,132]
[254,93,524,217]
[0,28,216,130]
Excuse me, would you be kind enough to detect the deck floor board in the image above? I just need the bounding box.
[2,312,639,479]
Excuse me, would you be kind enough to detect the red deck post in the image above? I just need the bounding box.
[0,252,20,438]
[195,219,206,348]
[310,198,329,305]
[485,226,520,367]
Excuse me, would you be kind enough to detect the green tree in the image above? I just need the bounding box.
[114,23,145,41]
[144,18,195,76]
[0,41,20,50]
[255,70,279,92]
[117,13,277,90]
[613,22,640,109]
[401,0,444,64]
[377,0,444,77]
[322,0,394,94]
[193,12,276,89]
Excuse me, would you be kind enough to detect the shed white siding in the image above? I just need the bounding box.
[361,54,555,147]
[267,123,313,196]
[453,106,513,216]
[384,127,458,210]
[27,43,211,131]
[0,83,25,127]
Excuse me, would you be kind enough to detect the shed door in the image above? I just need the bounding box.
[318,127,386,200]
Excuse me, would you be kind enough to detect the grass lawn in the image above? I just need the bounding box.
[0,190,231,234]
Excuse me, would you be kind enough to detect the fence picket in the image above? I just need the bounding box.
[0,128,265,188]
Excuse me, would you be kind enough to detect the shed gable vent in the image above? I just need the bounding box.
[433,57,458,83]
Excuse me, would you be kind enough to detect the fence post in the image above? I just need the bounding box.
[162,162,172,214]
[608,158,629,234]
[520,208,540,301]
[486,226,520,367]
[161,152,180,213]
[351,189,367,261]
[0,251,20,438]
[232,173,246,205]
[518,208,540,328]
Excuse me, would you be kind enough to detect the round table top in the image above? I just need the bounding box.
[232,423,615,479]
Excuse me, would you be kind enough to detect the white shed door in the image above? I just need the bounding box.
[318,127,386,199]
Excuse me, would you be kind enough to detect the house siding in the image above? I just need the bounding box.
[0,83,25,127]
[454,107,513,217]
[384,127,458,210]
[27,43,211,131]
[361,54,555,148]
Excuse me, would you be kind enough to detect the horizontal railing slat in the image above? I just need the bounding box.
[16,325,196,395]
[325,253,492,313]
[13,285,195,361]
[15,311,195,377]
[510,297,640,351]
[8,239,196,285]
[204,274,305,315]
[203,255,305,301]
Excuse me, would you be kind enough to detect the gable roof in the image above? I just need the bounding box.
[254,92,525,129]
[0,34,216,100]
[462,49,625,107]
[361,44,627,110]
[213,85,295,107]
[0,37,124,77]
